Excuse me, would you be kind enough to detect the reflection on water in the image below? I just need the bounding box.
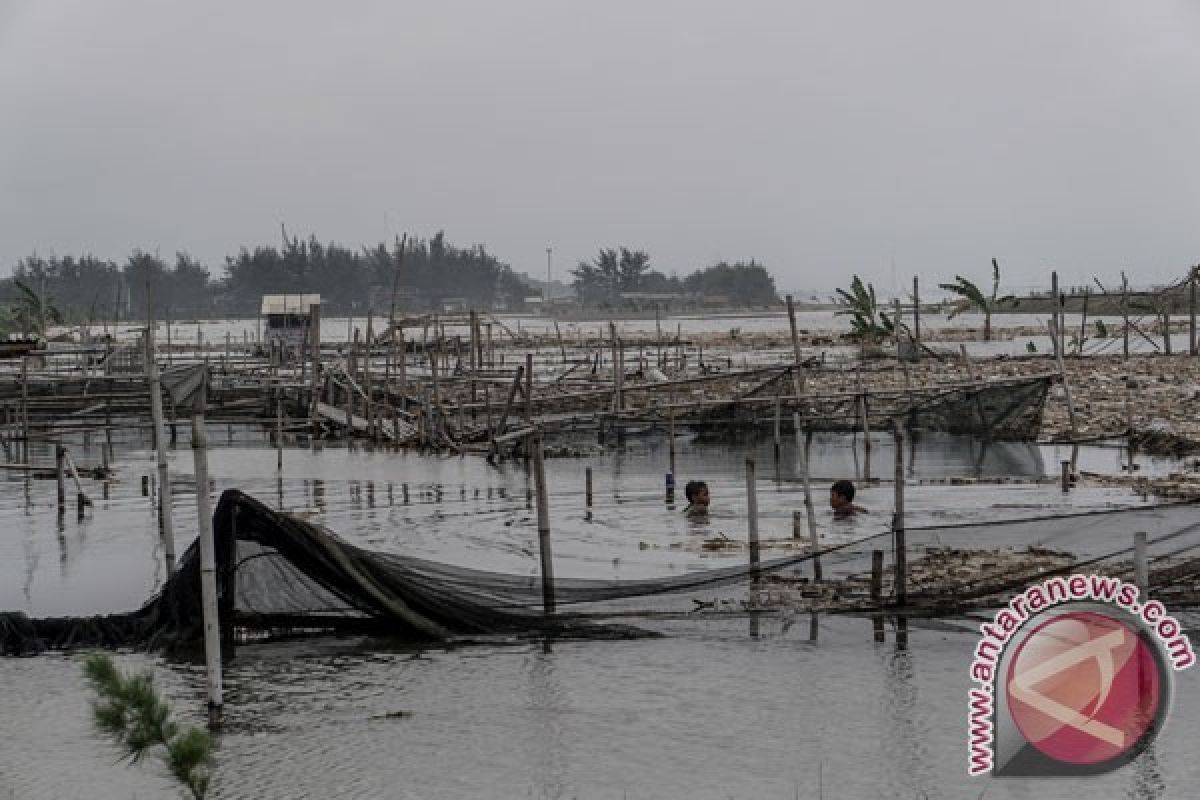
[0,427,1189,797]
[2,617,1196,799]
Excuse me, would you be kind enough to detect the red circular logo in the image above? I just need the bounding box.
[1005,610,1162,765]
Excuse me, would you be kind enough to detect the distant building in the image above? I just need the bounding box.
[260,293,320,356]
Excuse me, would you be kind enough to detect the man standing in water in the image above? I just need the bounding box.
[830,479,867,518]
[683,480,710,517]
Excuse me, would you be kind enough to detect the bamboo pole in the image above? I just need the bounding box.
[553,319,566,363]
[1191,267,1198,357]
[655,305,663,369]
[892,421,906,606]
[1048,317,1079,440]
[397,323,406,411]
[802,428,821,582]
[531,432,556,613]
[309,302,322,430]
[56,443,66,510]
[63,449,92,509]
[785,295,806,398]
[1122,275,1130,358]
[525,353,534,423]
[365,313,375,440]
[146,277,176,574]
[275,390,284,472]
[746,458,760,573]
[492,366,525,442]
[912,276,921,360]
[20,356,29,467]
[189,371,223,729]
[469,310,479,402]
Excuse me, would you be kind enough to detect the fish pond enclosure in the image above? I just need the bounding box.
[5,303,1200,798]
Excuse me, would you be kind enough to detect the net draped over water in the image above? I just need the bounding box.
[3,490,1200,655]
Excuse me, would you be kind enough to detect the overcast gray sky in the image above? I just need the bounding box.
[2,1,1198,294]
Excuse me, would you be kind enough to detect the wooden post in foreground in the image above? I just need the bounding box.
[531,433,556,614]
[892,421,906,606]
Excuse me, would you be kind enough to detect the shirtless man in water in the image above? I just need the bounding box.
[830,479,867,518]
[683,480,710,517]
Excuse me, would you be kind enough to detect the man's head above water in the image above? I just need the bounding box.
[830,479,866,517]
[684,480,710,509]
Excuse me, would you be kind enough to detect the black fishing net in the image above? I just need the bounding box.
[700,374,1052,440]
[4,491,1200,656]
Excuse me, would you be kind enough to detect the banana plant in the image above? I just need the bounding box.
[9,277,63,337]
[938,258,1016,341]
[835,275,895,342]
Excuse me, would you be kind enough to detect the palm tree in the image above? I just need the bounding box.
[938,258,1016,341]
[835,275,895,342]
[9,277,63,337]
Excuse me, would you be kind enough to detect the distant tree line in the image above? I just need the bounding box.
[0,230,532,331]
[570,248,778,308]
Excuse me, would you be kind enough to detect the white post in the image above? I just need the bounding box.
[190,370,223,729]
[146,280,176,573]
[800,428,821,582]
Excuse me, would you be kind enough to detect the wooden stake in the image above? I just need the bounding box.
[309,302,322,430]
[492,365,524,442]
[531,433,556,613]
[275,391,284,472]
[745,458,760,571]
[801,427,821,581]
[1191,267,1198,357]
[912,276,921,359]
[469,310,479,402]
[365,312,375,440]
[892,421,906,606]
[871,550,884,605]
[585,466,593,509]
[189,372,223,729]
[146,276,176,573]
[1048,317,1079,440]
[525,353,534,423]
[56,444,66,510]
